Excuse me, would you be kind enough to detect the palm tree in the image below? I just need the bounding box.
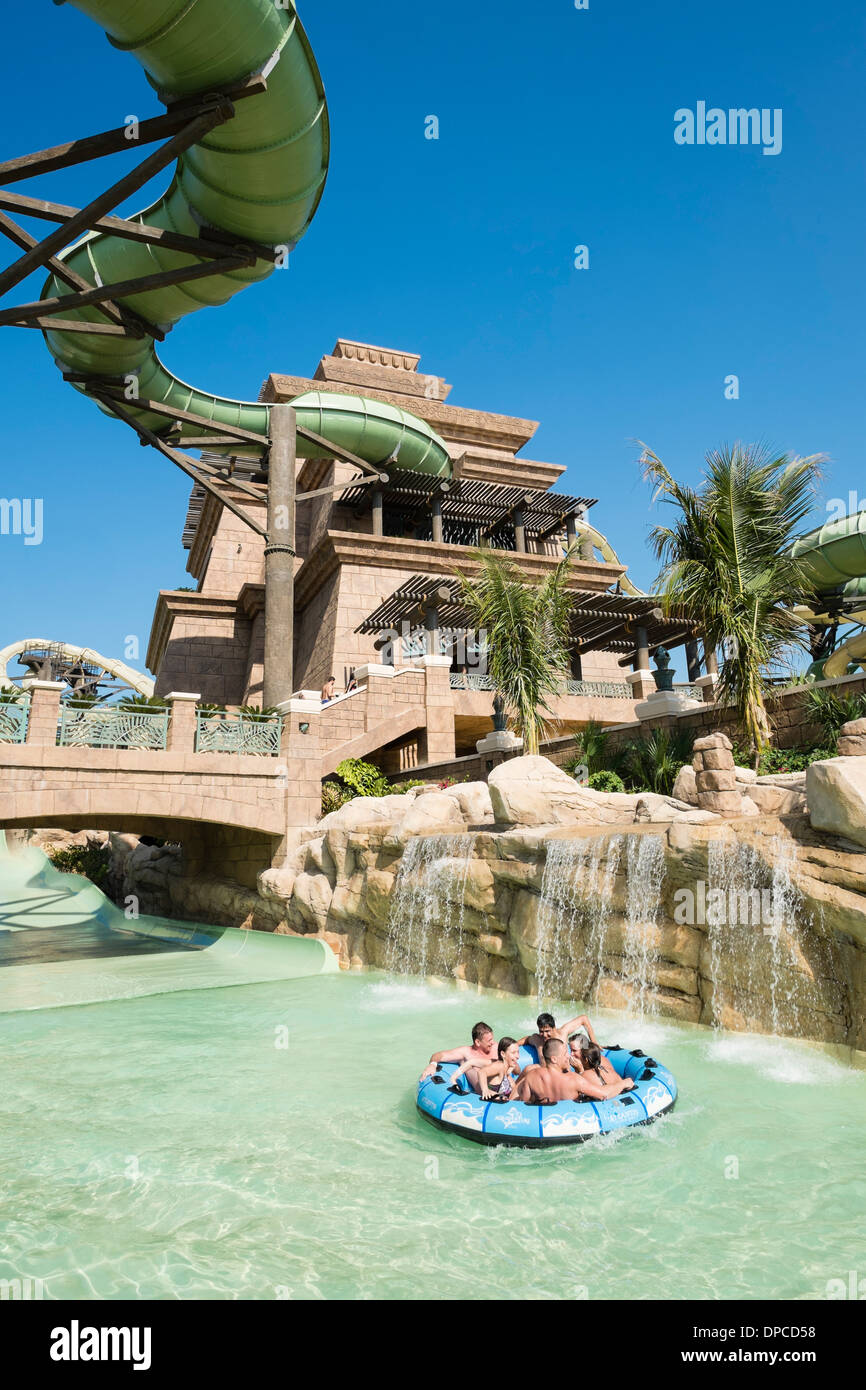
[640,442,824,763]
[454,546,576,755]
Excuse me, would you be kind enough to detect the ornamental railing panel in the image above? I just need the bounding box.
[58,704,169,750]
[449,675,633,699]
[673,683,703,700]
[195,711,282,757]
[0,695,30,744]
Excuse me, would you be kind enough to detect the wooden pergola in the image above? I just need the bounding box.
[356,574,702,668]
[337,470,597,551]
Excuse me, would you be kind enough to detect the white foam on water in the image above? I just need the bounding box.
[359,980,465,1013]
[706,1033,856,1085]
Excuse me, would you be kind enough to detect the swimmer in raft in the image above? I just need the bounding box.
[449,1036,523,1100]
[519,1011,601,1055]
[514,1038,635,1104]
[419,1021,497,1088]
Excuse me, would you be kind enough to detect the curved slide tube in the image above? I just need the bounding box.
[0,638,155,695]
[571,517,645,597]
[43,1,451,477]
[791,514,866,677]
[0,840,336,1013]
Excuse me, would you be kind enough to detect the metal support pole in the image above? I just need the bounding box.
[566,513,577,549]
[704,639,718,676]
[514,505,526,553]
[634,625,650,671]
[263,405,296,709]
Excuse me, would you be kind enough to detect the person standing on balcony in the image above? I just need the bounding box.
[321,676,336,704]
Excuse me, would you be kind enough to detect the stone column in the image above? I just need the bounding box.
[692,732,742,815]
[372,487,384,537]
[165,691,201,752]
[23,680,65,747]
[274,702,323,842]
[685,639,702,683]
[263,403,296,709]
[514,504,526,553]
[696,638,719,703]
[422,654,456,763]
[625,626,655,700]
[431,495,443,544]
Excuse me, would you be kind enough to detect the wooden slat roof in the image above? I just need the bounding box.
[337,470,596,538]
[356,575,699,656]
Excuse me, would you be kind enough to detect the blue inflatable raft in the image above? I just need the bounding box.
[416,1044,677,1147]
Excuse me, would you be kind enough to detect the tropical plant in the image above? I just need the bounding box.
[640,442,824,765]
[805,686,866,745]
[321,780,353,816]
[454,545,576,755]
[238,704,281,723]
[47,843,109,887]
[116,693,168,712]
[565,720,619,779]
[618,728,695,796]
[334,758,391,798]
[588,768,626,794]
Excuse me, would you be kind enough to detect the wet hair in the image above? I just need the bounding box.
[542,1037,567,1063]
[472,1021,494,1043]
[537,1012,556,1030]
[497,1036,517,1059]
[580,1041,605,1084]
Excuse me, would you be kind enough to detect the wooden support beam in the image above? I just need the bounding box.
[0,207,157,338]
[6,316,133,335]
[0,77,266,185]
[295,424,390,479]
[0,104,234,297]
[90,392,268,538]
[82,387,268,446]
[0,189,278,265]
[0,253,249,327]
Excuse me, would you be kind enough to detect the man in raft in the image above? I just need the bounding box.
[514,1038,635,1104]
[519,1011,600,1055]
[419,1021,496,1088]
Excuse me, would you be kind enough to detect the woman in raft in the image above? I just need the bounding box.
[449,1036,522,1101]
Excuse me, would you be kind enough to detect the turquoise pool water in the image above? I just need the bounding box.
[1,971,864,1300]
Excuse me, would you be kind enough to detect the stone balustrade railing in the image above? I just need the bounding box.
[449,673,632,699]
[10,684,284,758]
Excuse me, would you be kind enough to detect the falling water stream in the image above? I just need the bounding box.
[385,834,478,978]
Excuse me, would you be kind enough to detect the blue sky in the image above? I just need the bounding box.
[1,0,864,679]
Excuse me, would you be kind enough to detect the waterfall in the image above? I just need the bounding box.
[536,832,665,1017]
[622,834,666,1016]
[705,834,827,1033]
[385,834,478,978]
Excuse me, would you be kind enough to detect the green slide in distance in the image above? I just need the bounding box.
[792,514,866,677]
[42,0,451,477]
[0,837,337,1013]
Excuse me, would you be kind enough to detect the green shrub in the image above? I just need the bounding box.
[321,780,353,816]
[391,779,427,794]
[618,728,695,797]
[755,745,835,775]
[588,769,625,794]
[47,844,108,887]
[565,720,620,779]
[334,758,391,798]
[806,687,866,745]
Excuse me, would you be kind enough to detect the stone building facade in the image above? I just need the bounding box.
[146,339,641,763]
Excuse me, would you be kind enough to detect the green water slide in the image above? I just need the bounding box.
[43,0,450,476]
[791,516,866,677]
[0,838,336,1012]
